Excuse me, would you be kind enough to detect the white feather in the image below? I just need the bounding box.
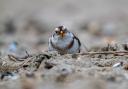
[48,29,80,54]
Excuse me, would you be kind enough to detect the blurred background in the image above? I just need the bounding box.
[1,1,128,89]
[0,0,128,56]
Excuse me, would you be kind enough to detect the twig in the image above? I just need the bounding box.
[76,51,128,56]
[0,58,31,72]
[8,50,32,61]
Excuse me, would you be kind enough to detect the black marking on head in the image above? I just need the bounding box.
[57,26,67,32]
[58,26,63,30]
[54,26,68,37]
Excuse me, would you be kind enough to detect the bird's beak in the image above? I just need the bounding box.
[60,31,65,38]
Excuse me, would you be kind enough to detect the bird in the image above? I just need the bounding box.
[48,26,81,54]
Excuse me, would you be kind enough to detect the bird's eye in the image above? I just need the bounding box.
[55,31,59,34]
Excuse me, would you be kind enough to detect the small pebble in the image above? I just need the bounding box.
[112,62,123,68]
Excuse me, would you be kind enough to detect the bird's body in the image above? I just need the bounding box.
[48,26,81,54]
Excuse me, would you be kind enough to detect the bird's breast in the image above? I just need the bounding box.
[54,37,73,48]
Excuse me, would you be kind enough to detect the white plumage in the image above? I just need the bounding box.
[48,26,81,54]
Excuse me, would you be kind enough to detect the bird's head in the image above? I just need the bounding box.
[54,26,69,38]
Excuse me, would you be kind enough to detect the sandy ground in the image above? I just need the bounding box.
[0,0,128,89]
